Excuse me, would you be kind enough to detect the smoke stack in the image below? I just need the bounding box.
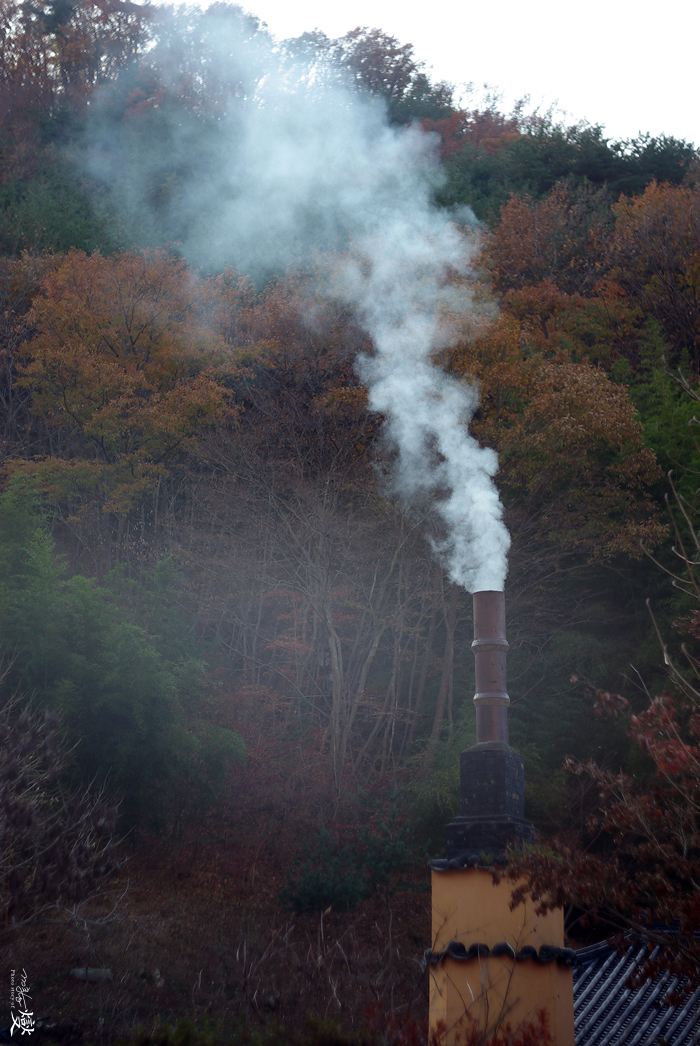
[472,590,509,744]
[429,587,575,1046]
[440,588,535,866]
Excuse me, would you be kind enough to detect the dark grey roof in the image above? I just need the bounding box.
[573,941,700,1045]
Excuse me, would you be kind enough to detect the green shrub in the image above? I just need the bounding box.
[0,476,243,829]
[0,162,120,256]
[280,829,370,914]
[280,790,421,914]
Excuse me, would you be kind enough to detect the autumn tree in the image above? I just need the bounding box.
[485,182,615,296]
[484,180,700,501]
[17,248,233,556]
[481,174,700,383]
[479,176,700,519]
[610,179,700,371]
[423,100,520,163]
[449,306,663,566]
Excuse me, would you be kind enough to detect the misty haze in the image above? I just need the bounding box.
[0,2,698,1042]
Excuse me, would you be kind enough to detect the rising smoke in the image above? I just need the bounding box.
[83,5,510,592]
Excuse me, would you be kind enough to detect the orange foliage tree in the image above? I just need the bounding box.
[449,309,663,571]
[17,248,233,526]
[485,183,614,296]
[422,100,520,163]
[471,186,667,559]
[610,179,700,370]
[485,177,700,377]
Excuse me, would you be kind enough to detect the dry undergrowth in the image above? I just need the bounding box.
[3,835,430,1045]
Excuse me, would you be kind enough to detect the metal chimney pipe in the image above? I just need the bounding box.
[472,590,509,744]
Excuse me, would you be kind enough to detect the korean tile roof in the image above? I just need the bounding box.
[573,941,700,1045]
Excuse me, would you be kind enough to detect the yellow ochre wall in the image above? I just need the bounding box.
[430,868,574,1046]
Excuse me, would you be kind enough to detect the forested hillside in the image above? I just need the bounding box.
[1,0,700,1040]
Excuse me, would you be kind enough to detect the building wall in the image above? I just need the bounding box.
[430,868,575,1046]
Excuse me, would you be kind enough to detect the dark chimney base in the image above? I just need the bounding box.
[444,813,536,865]
[436,739,536,866]
[460,741,526,820]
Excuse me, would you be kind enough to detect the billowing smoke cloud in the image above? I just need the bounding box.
[83,6,510,591]
[348,232,511,593]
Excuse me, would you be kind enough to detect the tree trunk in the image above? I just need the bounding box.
[406,608,437,750]
[424,582,459,770]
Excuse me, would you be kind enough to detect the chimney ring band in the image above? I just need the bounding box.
[474,692,510,707]
[471,639,509,652]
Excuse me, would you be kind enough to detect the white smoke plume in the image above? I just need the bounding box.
[349,231,511,593]
[84,6,510,591]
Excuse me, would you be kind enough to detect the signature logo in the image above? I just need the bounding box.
[10,969,35,1036]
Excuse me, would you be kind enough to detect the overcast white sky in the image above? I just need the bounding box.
[227,0,698,146]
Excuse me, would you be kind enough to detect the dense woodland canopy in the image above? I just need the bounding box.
[2,0,700,1030]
